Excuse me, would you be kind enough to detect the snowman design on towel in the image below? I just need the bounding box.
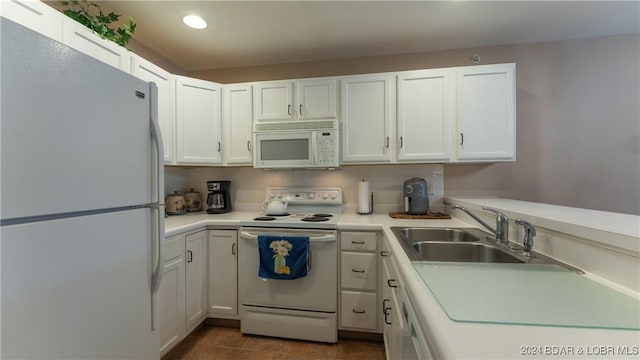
[269,240,293,275]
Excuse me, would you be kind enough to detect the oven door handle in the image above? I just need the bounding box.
[240,231,337,242]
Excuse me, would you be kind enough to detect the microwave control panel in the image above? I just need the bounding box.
[316,131,338,167]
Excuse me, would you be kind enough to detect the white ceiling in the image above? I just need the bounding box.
[80,1,639,72]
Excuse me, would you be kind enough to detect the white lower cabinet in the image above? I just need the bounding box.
[207,230,238,317]
[339,231,380,332]
[158,234,186,357]
[185,230,208,331]
[158,229,208,356]
[382,235,434,360]
[381,235,403,360]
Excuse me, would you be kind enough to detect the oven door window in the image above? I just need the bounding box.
[255,132,314,168]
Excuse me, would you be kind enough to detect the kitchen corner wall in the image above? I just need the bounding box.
[165,164,445,214]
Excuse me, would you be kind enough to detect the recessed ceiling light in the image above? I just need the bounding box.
[183,15,207,30]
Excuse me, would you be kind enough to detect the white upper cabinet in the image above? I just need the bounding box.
[253,78,337,122]
[253,81,294,122]
[397,69,454,162]
[130,55,175,164]
[223,84,253,165]
[175,76,223,165]
[60,14,131,72]
[455,63,516,161]
[0,0,63,41]
[341,74,395,163]
[297,79,337,120]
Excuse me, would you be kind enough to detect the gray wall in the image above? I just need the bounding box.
[190,34,640,215]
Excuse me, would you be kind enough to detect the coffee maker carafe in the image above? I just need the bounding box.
[206,181,232,214]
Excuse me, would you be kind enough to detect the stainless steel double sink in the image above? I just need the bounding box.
[390,227,582,271]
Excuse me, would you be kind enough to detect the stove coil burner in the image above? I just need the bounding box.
[301,216,330,222]
[266,213,290,217]
[313,214,333,218]
[253,216,276,221]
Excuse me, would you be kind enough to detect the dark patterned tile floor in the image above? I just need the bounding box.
[163,325,386,360]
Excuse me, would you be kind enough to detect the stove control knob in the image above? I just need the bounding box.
[308,193,315,199]
[329,192,337,200]
[277,192,283,198]
[269,192,276,199]
[321,192,328,200]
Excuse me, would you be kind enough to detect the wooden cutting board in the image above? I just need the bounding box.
[388,212,451,219]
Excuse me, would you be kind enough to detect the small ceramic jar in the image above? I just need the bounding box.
[165,191,186,215]
[184,188,202,212]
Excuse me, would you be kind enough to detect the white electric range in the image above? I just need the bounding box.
[238,187,342,343]
[240,187,343,229]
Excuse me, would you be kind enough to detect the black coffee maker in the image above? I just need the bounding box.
[206,181,232,214]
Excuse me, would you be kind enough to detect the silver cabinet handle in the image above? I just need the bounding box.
[460,133,464,145]
[380,250,389,256]
[352,268,365,273]
[217,141,221,152]
[299,104,303,116]
[352,309,366,314]
[400,136,403,148]
[247,140,251,152]
[287,104,291,116]
[187,250,193,263]
[385,136,390,148]
[383,299,391,324]
[351,241,365,245]
[232,243,236,255]
[387,279,398,288]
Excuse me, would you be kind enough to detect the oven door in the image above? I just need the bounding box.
[253,131,315,168]
[238,227,337,312]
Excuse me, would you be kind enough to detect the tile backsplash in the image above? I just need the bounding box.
[165,164,445,214]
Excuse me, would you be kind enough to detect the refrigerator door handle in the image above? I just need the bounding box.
[149,82,165,331]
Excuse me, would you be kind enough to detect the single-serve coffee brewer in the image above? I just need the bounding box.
[206,181,232,214]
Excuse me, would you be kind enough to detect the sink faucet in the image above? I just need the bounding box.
[445,202,498,240]
[515,219,536,257]
[481,207,509,245]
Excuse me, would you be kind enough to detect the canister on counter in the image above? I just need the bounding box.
[165,191,186,215]
[184,188,203,212]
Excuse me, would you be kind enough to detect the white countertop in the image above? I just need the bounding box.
[165,206,640,359]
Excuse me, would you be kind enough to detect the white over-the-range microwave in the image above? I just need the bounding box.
[253,120,339,169]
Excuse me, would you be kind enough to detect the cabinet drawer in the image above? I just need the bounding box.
[341,252,377,290]
[341,232,377,251]
[340,291,377,330]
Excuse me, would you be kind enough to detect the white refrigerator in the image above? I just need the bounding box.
[0,18,164,359]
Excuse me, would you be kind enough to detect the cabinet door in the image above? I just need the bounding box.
[131,55,175,164]
[208,230,238,316]
[397,70,453,162]
[297,79,337,120]
[158,234,186,357]
[61,16,130,72]
[341,75,394,163]
[185,230,207,331]
[223,84,253,165]
[0,0,63,41]
[176,76,223,165]
[456,63,515,161]
[253,81,294,122]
